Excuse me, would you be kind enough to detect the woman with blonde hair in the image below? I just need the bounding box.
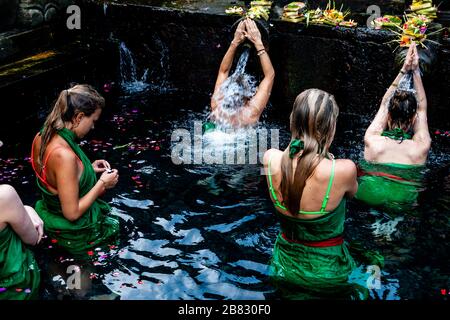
[263,89,366,297]
[31,84,119,256]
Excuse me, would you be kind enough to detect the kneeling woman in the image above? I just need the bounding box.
[263,89,360,297]
[355,43,430,213]
[31,84,120,257]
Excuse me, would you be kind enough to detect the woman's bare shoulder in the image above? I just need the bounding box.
[334,159,357,182]
[263,148,283,165]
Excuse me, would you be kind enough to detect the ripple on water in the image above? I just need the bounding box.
[205,215,257,233]
[129,238,182,257]
[113,194,154,209]
[228,260,270,276]
[119,248,179,269]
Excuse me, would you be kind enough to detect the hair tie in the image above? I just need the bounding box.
[289,139,304,159]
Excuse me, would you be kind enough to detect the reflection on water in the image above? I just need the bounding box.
[0,91,449,300]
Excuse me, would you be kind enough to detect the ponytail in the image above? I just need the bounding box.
[38,90,70,168]
[37,84,105,169]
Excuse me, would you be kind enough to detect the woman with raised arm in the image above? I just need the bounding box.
[203,18,275,132]
[263,89,374,298]
[355,43,431,213]
[0,185,42,300]
[31,84,119,257]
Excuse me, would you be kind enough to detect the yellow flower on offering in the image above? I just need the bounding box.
[410,0,438,20]
[225,6,245,16]
[247,5,270,21]
[304,1,352,27]
[400,35,413,47]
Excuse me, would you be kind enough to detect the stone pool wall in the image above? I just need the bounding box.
[0,0,448,129]
[79,1,450,128]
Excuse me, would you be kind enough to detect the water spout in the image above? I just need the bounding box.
[119,42,149,93]
[397,71,416,94]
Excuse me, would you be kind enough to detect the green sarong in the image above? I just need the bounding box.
[270,200,362,298]
[0,226,40,300]
[355,160,424,213]
[34,128,119,257]
[202,121,216,134]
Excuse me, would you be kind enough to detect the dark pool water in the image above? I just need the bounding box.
[0,89,449,300]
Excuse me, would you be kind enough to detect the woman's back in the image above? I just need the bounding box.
[265,149,356,220]
[211,101,260,128]
[364,134,430,165]
[31,133,83,195]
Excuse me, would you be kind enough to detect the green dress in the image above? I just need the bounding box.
[355,130,424,213]
[355,160,424,213]
[0,226,40,300]
[267,157,361,298]
[34,128,119,257]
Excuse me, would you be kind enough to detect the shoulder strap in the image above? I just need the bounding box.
[42,146,65,172]
[319,158,335,213]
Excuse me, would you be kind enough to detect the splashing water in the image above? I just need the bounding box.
[397,72,416,94]
[211,47,257,128]
[371,216,404,241]
[119,42,149,93]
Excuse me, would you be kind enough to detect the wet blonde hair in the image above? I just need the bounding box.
[280,89,339,214]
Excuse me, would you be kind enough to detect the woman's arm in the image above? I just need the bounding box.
[51,149,118,222]
[211,20,247,111]
[0,185,41,245]
[364,45,414,142]
[411,45,431,150]
[246,19,275,119]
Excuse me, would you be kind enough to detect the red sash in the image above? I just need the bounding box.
[357,168,409,182]
[281,233,344,247]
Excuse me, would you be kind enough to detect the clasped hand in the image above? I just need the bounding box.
[402,42,420,72]
[233,18,263,47]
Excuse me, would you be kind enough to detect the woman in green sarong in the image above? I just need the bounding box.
[263,89,373,299]
[0,184,42,300]
[31,84,120,257]
[356,42,430,213]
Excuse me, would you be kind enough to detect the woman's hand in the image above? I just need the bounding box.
[92,159,111,173]
[402,44,415,72]
[232,20,246,46]
[99,169,119,190]
[244,18,264,50]
[24,205,44,245]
